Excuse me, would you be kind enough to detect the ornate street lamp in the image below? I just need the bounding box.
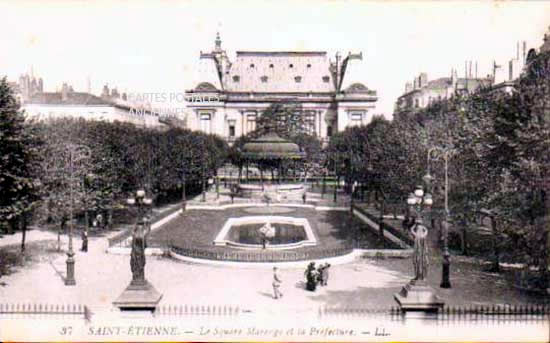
[394,182,444,313]
[64,144,91,286]
[113,189,162,313]
[427,146,456,289]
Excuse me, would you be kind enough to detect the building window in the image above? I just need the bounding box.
[327,125,333,137]
[250,63,255,68]
[350,112,363,126]
[246,112,256,133]
[307,64,311,68]
[269,64,274,68]
[228,119,236,137]
[289,64,294,68]
[261,76,268,83]
[322,76,330,83]
[415,99,419,108]
[294,76,302,83]
[304,111,315,134]
[200,112,211,133]
[233,75,240,82]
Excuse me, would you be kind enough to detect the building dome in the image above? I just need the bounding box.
[241,131,304,159]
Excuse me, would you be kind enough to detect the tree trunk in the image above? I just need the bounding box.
[461,224,468,256]
[181,181,187,211]
[20,214,27,253]
[491,216,500,273]
[260,169,264,190]
[57,219,65,252]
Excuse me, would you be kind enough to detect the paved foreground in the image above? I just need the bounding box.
[0,230,408,316]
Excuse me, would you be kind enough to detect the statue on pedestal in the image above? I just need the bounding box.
[130,218,149,285]
[411,223,429,281]
[258,221,276,249]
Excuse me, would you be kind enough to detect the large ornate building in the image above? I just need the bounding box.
[185,34,378,144]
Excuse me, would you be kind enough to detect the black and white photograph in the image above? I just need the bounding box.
[0,0,550,341]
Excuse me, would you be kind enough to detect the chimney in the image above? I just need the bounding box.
[451,68,456,85]
[111,87,120,99]
[419,73,428,88]
[475,61,478,78]
[61,83,69,102]
[517,41,520,60]
[122,92,127,101]
[101,84,110,98]
[509,59,514,81]
[405,82,412,93]
[469,61,472,78]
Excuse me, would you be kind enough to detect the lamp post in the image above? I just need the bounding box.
[201,163,207,202]
[333,152,338,203]
[64,144,91,286]
[321,168,327,198]
[427,146,456,289]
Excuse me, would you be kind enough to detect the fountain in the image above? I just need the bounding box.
[213,216,316,250]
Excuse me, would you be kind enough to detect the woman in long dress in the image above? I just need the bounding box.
[130,225,147,284]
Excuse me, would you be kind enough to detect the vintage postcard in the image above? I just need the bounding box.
[1,0,550,341]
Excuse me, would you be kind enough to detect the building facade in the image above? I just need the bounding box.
[395,70,493,113]
[22,83,164,128]
[185,34,378,144]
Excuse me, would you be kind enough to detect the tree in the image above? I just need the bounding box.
[0,77,42,252]
[35,119,92,248]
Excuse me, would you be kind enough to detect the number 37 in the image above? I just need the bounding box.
[60,326,73,335]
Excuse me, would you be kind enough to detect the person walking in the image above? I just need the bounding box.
[272,266,283,299]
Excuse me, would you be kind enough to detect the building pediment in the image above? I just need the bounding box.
[195,82,219,92]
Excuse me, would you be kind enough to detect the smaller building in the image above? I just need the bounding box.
[395,71,493,113]
[22,83,164,128]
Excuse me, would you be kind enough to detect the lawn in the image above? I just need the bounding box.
[148,207,401,253]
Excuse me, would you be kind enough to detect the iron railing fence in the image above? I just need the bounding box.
[319,304,550,322]
[169,242,354,263]
[155,304,242,316]
[0,303,92,321]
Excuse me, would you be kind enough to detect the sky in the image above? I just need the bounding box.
[1,0,549,118]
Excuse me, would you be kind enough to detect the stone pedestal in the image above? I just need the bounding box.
[394,280,444,312]
[113,280,162,313]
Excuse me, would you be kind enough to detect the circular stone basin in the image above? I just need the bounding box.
[228,223,306,245]
[213,216,317,250]
[243,206,295,214]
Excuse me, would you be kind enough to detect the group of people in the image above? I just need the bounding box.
[305,262,331,291]
[271,261,332,299]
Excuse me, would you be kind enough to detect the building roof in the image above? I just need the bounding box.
[398,77,492,99]
[223,51,334,93]
[27,92,113,106]
[25,91,162,118]
[242,131,305,160]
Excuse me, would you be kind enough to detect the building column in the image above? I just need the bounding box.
[337,107,348,132]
